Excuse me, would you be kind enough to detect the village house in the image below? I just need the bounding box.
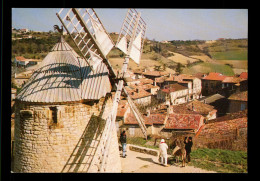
[133,69,145,79]
[119,106,168,137]
[116,99,130,134]
[195,110,247,151]
[142,70,169,81]
[238,72,248,92]
[20,28,30,33]
[179,74,202,100]
[202,72,226,96]
[162,113,204,138]
[157,83,189,105]
[159,74,202,100]
[172,99,217,121]
[14,71,33,88]
[155,76,168,88]
[11,88,17,100]
[198,93,229,117]
[14,56,30,67]
[228,91,248,113]
[121,111,153,137]
[125,86,152,105]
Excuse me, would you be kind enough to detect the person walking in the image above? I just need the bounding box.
[159,139,169,167]
[184,137,193,163]
[120,130,127,158]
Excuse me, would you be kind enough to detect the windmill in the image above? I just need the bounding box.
[56,8,147,172]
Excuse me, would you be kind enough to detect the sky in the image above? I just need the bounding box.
[12,8,248,41]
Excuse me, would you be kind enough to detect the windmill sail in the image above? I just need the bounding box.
[90,16,114,56]
[129,32,142,64]
[56,8,115,73]
[116,35,128,55]
[89,49,103,70]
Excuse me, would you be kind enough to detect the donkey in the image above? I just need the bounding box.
[171,139,186,167]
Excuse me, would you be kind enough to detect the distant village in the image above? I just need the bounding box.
[12,56,248,151]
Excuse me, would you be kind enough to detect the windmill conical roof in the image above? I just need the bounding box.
[16,36,111,103]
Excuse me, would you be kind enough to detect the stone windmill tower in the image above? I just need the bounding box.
[13,8,147,173]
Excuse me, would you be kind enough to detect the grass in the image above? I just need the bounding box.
[126,137,159,150]
[126,137,247,173]
[209,50,247,60]
[189,148,247,173]
[182,62,235,76]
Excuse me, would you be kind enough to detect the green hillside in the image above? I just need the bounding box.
[11,31,247,75]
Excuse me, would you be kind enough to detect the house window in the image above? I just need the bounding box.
[241,103,246,111]
[50,107,58,124]
[129,127,135,136]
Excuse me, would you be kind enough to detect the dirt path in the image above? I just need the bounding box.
[120,146,216,173]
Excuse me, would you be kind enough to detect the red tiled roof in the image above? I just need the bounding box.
[197,117,247,139]
[172,99,216,115]
[155,76,167,83]
[138,78,153,84]
[165,113,203,130]
[126,86,152,100]
[15,56,27,61]
[207,109,247,124]
[193,72,206,79]
[124,112,153,125]
[143,71,168,77]
[117,100,129,117]
[178,74,196,80]
[203,72,226,81]
[228,91,248,101]
[144,114,167,125]
[239,72,248,79]
[161,83,188,93]
[222,76,242,83]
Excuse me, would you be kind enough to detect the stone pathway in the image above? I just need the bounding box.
[120,145,216,173]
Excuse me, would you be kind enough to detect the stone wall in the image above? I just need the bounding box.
[14,96,121,173]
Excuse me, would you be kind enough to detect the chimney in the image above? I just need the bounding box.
[153,81,157,86]
[167,105,173,114]
[146,109,150,117]
[144,68,147,72]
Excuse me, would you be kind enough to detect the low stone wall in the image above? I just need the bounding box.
[127,144,158,156]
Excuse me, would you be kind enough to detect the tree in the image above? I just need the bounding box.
[176,63,182,74]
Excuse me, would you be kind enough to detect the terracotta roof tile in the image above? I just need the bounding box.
[126,86,152,100]
[222,76,242,83]
[203,72,226,81]
[117,100,129,117]
[143,71,168,77]
[207,109,247,124]
[144,114,167,124]
[161,83,188,93]
[239,72,248,79]
[124,112,153,125]
[172,100,216,115]
[228,91,248,101]
[155,76,168,83]
[15,56,27,61]
[165,113,203,130]
[197,116,247,139]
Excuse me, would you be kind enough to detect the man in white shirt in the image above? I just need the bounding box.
[159,139,169,166]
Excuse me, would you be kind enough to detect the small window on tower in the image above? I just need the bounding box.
[50,107,58,124]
